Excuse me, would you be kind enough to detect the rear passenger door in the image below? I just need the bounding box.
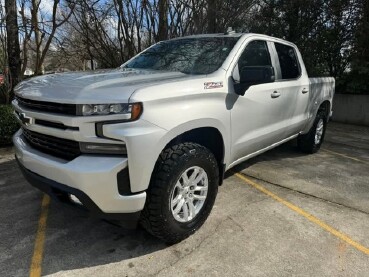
[271,42,310,137]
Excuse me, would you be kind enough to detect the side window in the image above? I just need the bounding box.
[275,43,301,79]
[238,40,272,69]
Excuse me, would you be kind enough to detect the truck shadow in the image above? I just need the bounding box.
[42,200,166,275]
[226,139,306,178]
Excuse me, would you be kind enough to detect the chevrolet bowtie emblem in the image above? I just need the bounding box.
[19,112,34,126]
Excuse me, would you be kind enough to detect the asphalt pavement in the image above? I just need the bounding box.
[1,122,369,277]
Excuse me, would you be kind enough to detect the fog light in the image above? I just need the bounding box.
[69,194,82,205]
[79,142,127,155]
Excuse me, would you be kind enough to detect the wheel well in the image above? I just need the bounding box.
[167,127,225,185]
[318,101,331,120]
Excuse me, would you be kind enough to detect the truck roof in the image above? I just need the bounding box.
[168,33,295,46]
[177,33,244,39]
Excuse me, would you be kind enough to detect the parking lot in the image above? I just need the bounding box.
[1,122,369,277]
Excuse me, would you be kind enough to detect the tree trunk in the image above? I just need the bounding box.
[207,0,217,33]
[5,0,21,92]
[31,0,43,75]
[157,0,168,41]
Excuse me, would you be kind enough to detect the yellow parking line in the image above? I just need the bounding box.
[235,173,369,256]
[322,149,369,165]
[30,194,50,277]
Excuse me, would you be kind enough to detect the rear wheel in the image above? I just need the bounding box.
[298,111,327,153]
[140,142,219,244]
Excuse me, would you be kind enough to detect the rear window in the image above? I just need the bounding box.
[275,43,301,79]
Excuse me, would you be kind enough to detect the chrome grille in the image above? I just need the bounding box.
[16,96,76,115]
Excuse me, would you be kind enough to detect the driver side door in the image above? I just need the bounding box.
[230,39,291,163]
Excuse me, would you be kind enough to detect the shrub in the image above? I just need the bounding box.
[0,105,19,146]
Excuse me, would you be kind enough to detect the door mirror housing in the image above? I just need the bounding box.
[233,65,275,96]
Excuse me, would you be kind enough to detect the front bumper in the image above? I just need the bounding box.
[13,129,146,220]
[16,158,141,227]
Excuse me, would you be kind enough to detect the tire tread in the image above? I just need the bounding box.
[298,110,327,154]
[140,142,218,244]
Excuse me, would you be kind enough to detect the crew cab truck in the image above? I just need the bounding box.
[12,33,334,243]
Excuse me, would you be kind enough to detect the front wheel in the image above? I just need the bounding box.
[140,142,219,244]
[298,111,327,154]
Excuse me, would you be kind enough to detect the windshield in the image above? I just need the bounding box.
[122,37,240,75]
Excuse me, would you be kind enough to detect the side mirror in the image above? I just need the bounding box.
[233,65,275,96]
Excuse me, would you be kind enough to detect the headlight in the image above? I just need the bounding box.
[79,103,142,120]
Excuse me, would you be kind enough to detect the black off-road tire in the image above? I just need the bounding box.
[140,142,219,244]
[298,111,327,154]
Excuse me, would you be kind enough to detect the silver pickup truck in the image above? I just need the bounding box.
[12,32,334,243]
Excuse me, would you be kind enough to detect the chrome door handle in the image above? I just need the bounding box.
[271,91,281,98]
[302,88,309,94]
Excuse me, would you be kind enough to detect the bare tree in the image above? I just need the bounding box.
[18,0,33,77]
[5,0,21,93]
[0,0,362,96]
[69,0,123,68]
[207,0,217,33]
[30,0,74,75]
[113,0,137,59]
[0,1,8,65]
[157,0,168,40]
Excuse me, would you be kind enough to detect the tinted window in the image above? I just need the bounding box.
[238,40,272,69]
[123,37,239,75]
[275,43,300,79]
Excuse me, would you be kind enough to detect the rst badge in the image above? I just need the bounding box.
[204,81,223,89]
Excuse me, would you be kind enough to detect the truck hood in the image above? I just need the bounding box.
[14,69,190,104]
